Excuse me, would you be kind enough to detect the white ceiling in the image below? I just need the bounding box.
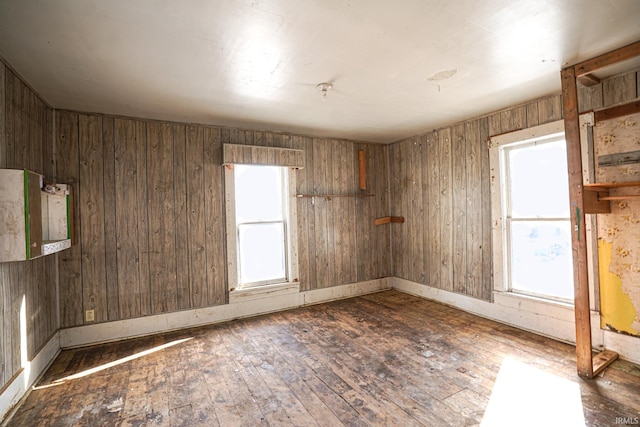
[1,1,639,143]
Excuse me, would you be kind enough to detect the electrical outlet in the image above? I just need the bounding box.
[85,309,95,322]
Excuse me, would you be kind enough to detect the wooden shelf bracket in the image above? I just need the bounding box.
[374,216,404,225]
[583,181,640,214]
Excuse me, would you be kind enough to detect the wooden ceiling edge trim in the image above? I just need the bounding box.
[573,40,640,77]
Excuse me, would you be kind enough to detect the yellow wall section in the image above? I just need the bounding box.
[598,239,638,335]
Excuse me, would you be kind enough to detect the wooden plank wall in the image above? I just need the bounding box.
[389,118,493,300]
[0,63,56,390]
[389,67,640,301]
[56,114,227,325]
[56,112,391,327]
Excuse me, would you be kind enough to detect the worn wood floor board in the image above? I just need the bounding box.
[346,296,500,396]
[241,317,370,427]
[258,312,402,426]
[229,323,343,427]
[364,291,568,368]
[267,308,473,426]
[5,290,640,427]
[297,299,470,403]
[221,323,298,426]
[272,312,440,426]
[205,327,268,426]
[307,300,490,425]
[363,292,640,420]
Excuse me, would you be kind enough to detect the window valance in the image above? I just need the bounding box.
[222,144,305,169]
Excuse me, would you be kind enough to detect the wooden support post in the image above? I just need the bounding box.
[559,42,640,378]
[562,65,594,378]
[358,150,367,191]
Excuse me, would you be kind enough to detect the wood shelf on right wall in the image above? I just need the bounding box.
[583,181,640,214]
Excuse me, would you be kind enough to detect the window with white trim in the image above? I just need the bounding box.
[491,122,574,303]
[233,165,289,287]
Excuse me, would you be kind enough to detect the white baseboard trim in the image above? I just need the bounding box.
[303,278,392,306]
[0,332,60,423]
[59,278,391,349]
[392,277,639,364]
[393,277,579,343]
[602,330,640,365]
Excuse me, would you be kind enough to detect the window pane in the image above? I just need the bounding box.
[235,165,283,223]
[507,139,569,218]
[238,222,286,284]
[510,220,574,300]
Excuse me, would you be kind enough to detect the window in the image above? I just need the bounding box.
[227,164,295,290]
[491,122,574,303]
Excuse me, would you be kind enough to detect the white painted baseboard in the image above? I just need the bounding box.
[59,278,392,349]
[0,332,60,423]
[602,330,640,365]
[392,277,640,365]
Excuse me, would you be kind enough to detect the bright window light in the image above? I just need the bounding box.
[238,223,286,284]
[507,138,570,219]
[234,165,288,287]
[503,135,574,301]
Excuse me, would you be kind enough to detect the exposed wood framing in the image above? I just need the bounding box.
[574,41,640,77]
[593,100,640,122]
[561,39,640,378]
[577,74,601,87]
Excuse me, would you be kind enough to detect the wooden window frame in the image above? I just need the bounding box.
[225,164,299,295]
[502,135,574,303]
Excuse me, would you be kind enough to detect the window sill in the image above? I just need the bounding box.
[492,290,588,321]
[229,282,300,304]
[497,290,574,308]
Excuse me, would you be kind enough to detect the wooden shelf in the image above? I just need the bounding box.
[584,181,640,189]
[583,181,640,213]
[598,195,640,201]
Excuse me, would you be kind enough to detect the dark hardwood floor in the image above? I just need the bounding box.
[4,290,640,426]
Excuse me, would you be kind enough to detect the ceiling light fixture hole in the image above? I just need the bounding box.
[317,82,333,101]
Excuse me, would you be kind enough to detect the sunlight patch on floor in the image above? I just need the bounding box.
[32,337,193,390]
[481,356,585,427]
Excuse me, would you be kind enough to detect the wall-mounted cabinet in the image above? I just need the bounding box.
[0,169,74,262]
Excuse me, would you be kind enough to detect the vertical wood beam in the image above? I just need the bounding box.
[562,39,639,378]
[561,66,593,378]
